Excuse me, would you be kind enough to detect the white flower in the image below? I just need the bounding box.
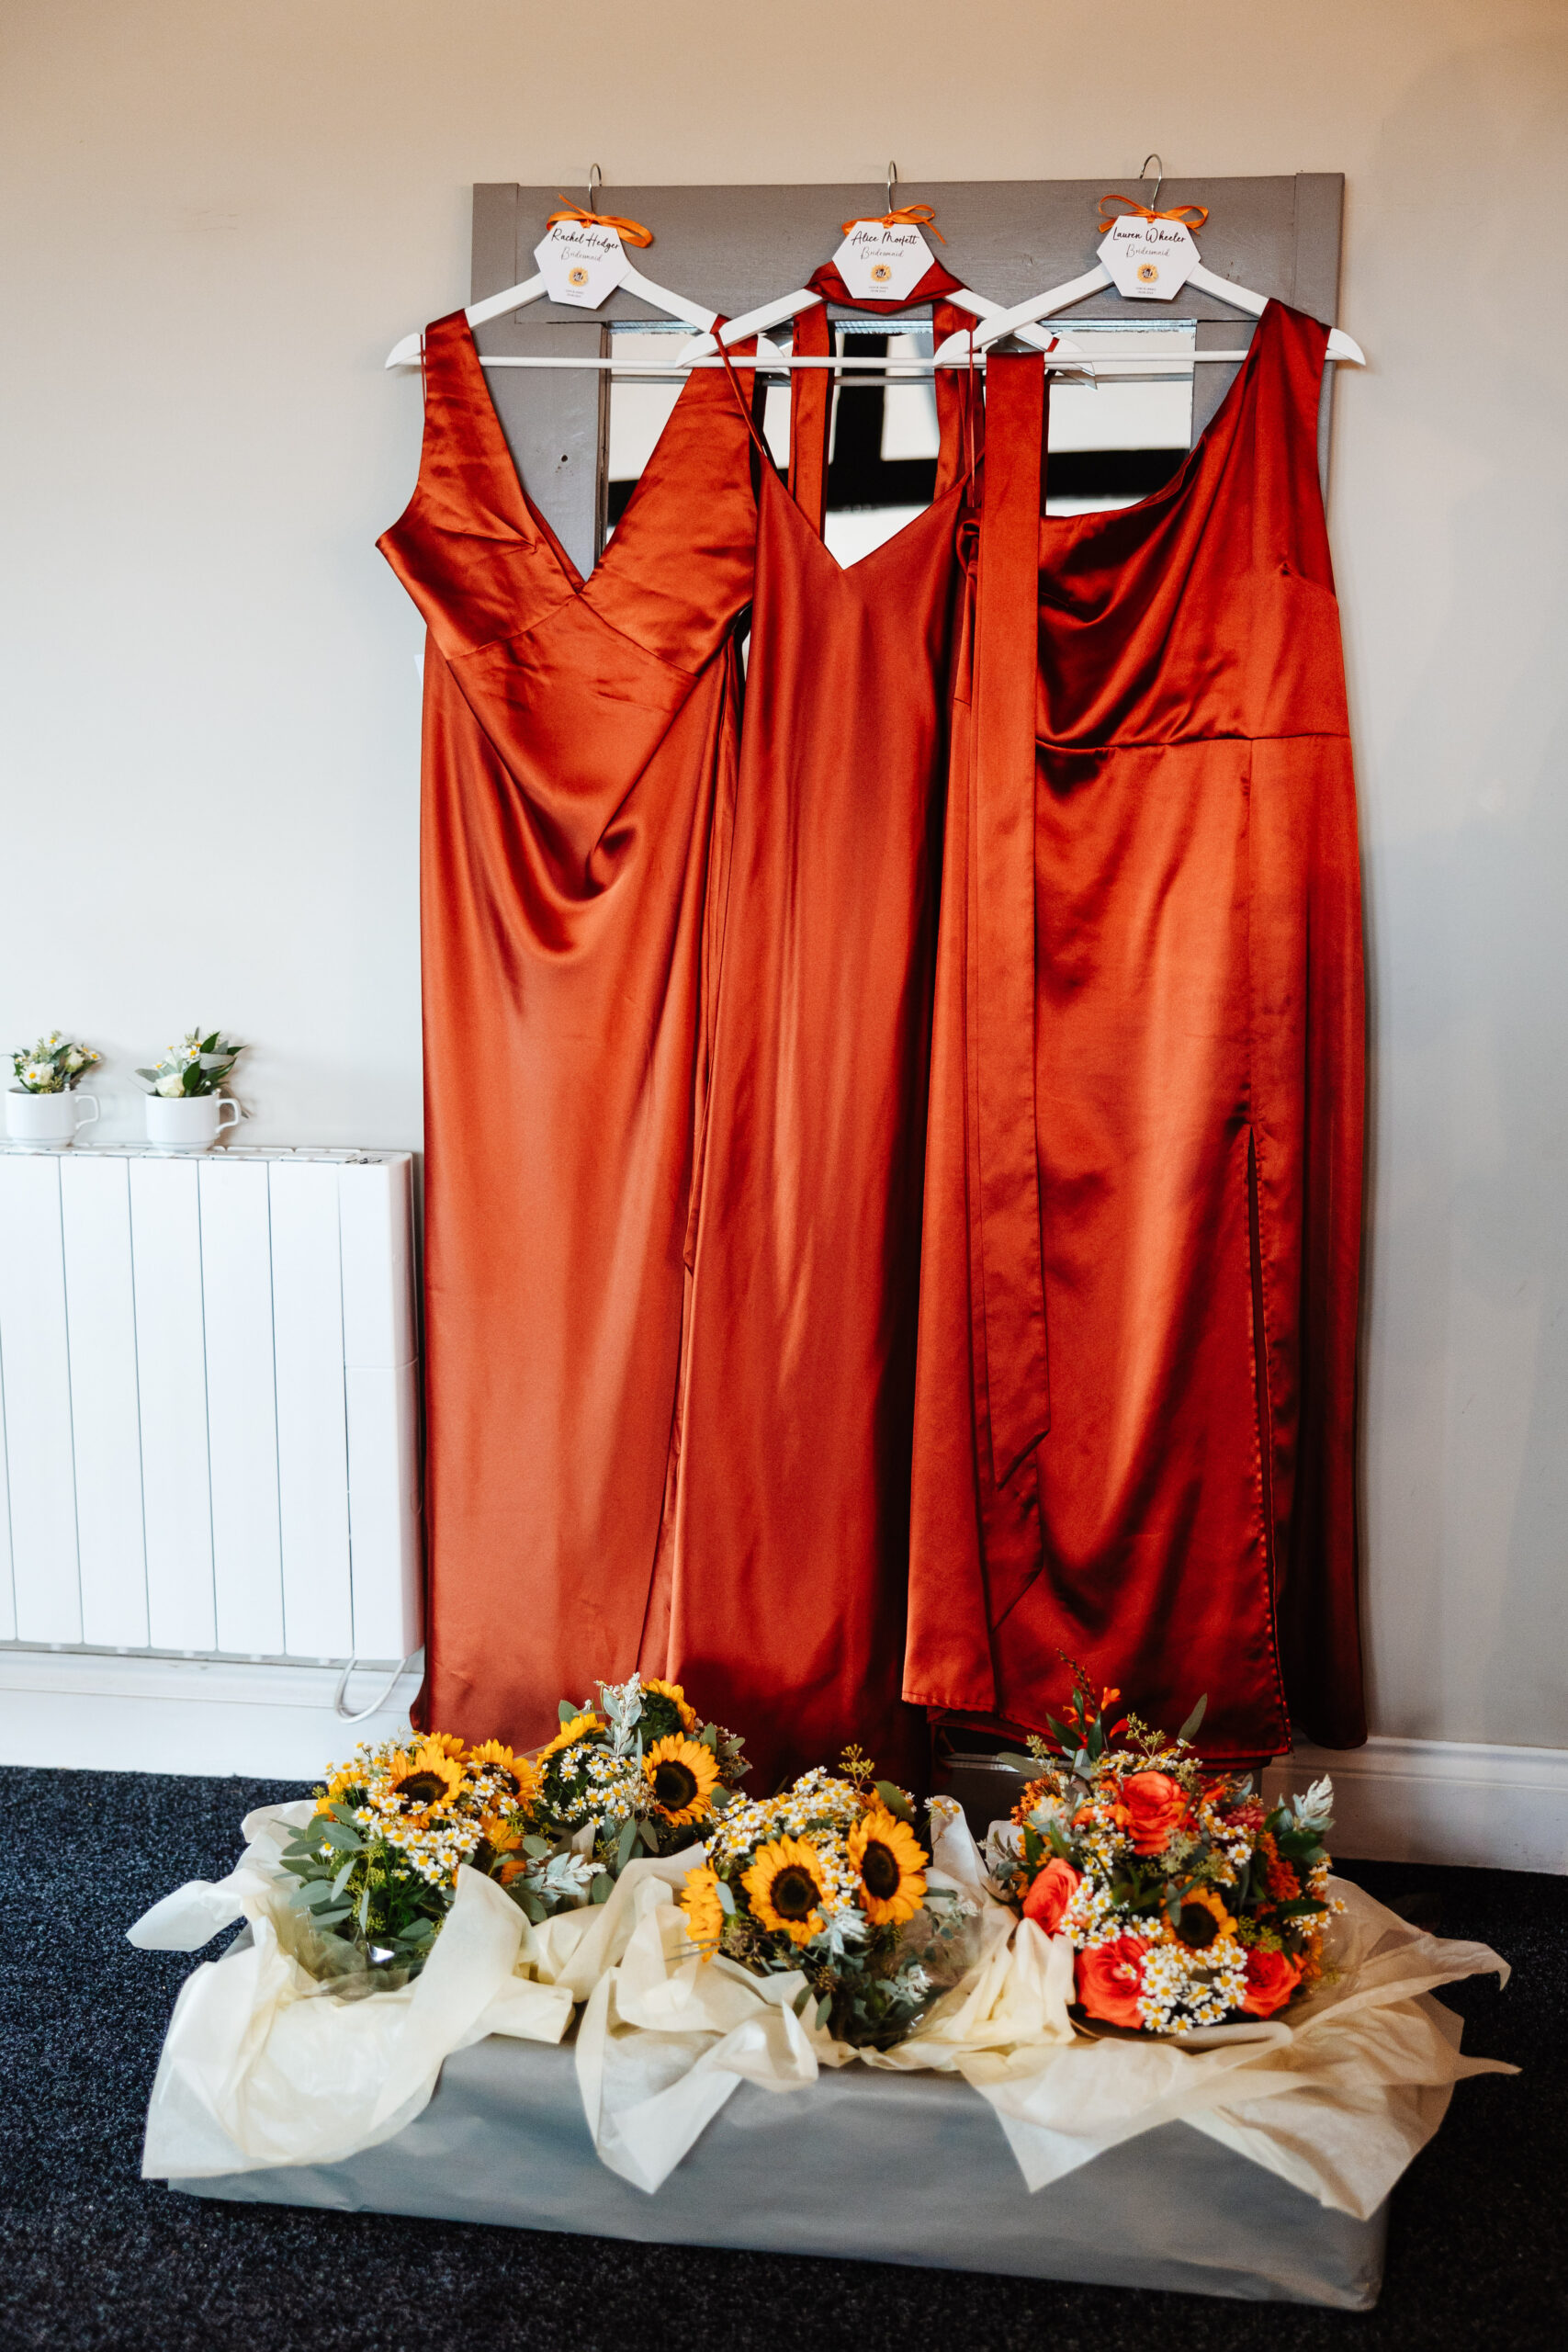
[22,1063,54,1088]
[62,1047,85,1070]
[155,1071,186,1098]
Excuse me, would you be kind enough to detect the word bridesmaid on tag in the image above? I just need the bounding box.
[832,213,936,302]
[1094,191,1210,300]
[534,217,630,309]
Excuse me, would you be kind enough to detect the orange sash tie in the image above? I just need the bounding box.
[545,201,656,248]
[840,201,947,243]
[1096,195,1209,232]
[971,353,1051,1484]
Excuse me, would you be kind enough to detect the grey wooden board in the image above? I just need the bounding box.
[468,177,1345,575]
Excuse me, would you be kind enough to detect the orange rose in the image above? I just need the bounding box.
[1240,1945,1303,2018]
[1021,1857,1080,1936]
[1075,1935,1150,2030]
[1121,1771,1190,1855]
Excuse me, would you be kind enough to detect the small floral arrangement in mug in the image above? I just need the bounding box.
[680,1747,972,2048]
[137,1029,244,1099]
[985,1665,1338,2034]
[11,1034,99,1092]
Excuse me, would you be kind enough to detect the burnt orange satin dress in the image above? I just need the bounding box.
[378,314,757,1745]
[907,305,1367,1762]
[645,298,978,1795]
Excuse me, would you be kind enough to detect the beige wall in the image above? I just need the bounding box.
[3,1,1565,1748]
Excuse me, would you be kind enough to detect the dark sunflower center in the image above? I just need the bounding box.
[770,1866,819,1920]
[396,1771,448,1806]
[653,1759,699,1811]
[861,1839,901,1900]
[1178,1902,1219,1949]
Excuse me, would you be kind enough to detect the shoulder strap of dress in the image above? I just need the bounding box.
[410,311,544,547]
[970,351,1051,1486]
[787,294,979,537]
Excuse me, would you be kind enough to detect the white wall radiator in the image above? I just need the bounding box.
[0,1147,421,1666]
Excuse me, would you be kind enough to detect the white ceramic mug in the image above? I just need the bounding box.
[5,1087,99,1151]
[143,1092,242,1153]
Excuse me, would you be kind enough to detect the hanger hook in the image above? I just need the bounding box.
[588,162,603,211]
[886,160,898,214]
[1140,153,1163,209]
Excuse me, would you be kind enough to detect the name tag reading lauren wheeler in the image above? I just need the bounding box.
[1097,212,1199,300]
[832,220,933,303]
[534,219,630,309]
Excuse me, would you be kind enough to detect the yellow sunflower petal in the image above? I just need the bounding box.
[679,1863,725,1959]
[643,1734,719,1825]
[536,1710,602,1763]
[742,1835,829,1947]
[642,1677,699,1731]
[848,1805,928,1927]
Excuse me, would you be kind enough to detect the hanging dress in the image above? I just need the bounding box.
[906,305,1367,1764]
[378,313,758,1747]
[644,278,980,1795]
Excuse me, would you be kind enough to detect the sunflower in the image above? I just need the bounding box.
[466,1737,536,1804]
[848,1806,929,1926]
[536,1711,602,1763]
[1175,1885,1237,1950]
[471,1814,524,1874]
[641,1678,699,1732]
[314,1762,364,1816]
[643,1735,719,1825]
[382,1739,465,1817]
[680,1862,725,1958]
[742,1836,829,1946]
[426,1732,468,1758]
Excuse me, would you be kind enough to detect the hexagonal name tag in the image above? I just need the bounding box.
[533,220,629,309]
[832,221,933,303]
[1097,214,1199,300]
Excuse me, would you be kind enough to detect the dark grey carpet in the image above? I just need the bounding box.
[0,1766,1560,2352]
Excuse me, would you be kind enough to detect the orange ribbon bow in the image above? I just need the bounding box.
[840,201,947,244]
[1097,194,1209,232]
[545,200,655,248]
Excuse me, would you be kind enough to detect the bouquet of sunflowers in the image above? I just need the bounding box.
[525,1672,750,1912]
[679,1749,970,2048]
[280,1674,748,1982]
[986,1668,1338,2034]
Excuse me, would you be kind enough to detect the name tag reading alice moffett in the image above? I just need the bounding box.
[832,220,933,303]
[534,219,630,309]
[1097,213,1200,300]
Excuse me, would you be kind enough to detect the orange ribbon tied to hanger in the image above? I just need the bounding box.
[1097,194,1209,232]
[840,201,947,243]
[546,200,655,248]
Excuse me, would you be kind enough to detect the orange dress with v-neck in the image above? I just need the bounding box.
[647,301,979,1794]
[378,313,758,1747]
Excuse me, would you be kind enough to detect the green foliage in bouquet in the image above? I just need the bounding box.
[678,1748,973,2049]
[521,1673,750,1921]
[12,1033,98,1092]
[276,1733,559,1983]
[986,1665,1338,2032]
[137,1028,243,1098]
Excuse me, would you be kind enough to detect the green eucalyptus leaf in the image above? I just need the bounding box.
[872,1780,913,1823]
[1177,1694,1209,1745]
[590,1871,613,1905]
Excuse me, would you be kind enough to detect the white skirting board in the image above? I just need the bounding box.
[0,1645,1564,1871]
[0,1646,423,1782]
[1264,1737,1568,1875]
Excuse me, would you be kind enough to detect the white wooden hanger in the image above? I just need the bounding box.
[385,167,719,369]
[675,163,1090,372]
[944,157,1365,368]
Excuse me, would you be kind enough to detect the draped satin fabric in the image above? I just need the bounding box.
[907,304,1367,1761]
[644,311,978,1795]
[378,314,757,1746]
